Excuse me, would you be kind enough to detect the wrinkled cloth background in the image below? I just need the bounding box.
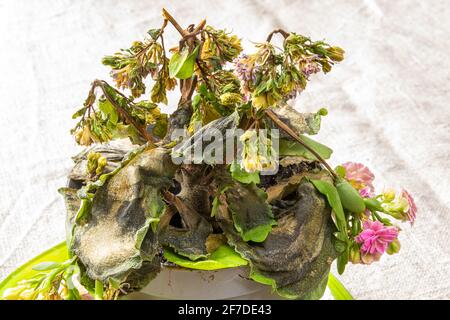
[1,0,449,300]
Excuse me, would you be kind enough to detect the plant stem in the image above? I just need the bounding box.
[94,280,104,300]
[266,29,289,42]
[92,80,156,146]
[265,109,338,180]
[162,8,187,36]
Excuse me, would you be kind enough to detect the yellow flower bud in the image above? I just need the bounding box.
[79,125,93,146]
[1,286,25,300]
[18,289,36,300]
[219,92,243,106]
[327,46,345,62]
[239,129,257,143]
[349,245,361,264]
[383,189,396,202]
[96,156,107,175]
[241,157,258,173]
[252,94,269,110]
[321,61,332,73]
[74,129,83,144]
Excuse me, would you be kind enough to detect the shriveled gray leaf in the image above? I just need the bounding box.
[224,182,275,243]
[172,111,240,164]
[72,147,178,283]
[269,105,324,136]
[158,165,214,260]
[218,176,336,300]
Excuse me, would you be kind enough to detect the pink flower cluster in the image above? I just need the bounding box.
[342,162,375,193]
[340,162,417,264]
[355,221,398,263]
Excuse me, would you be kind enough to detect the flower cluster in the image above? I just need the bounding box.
[239,130,277,173]
[71,81,168,147]
[380,189,417,224]
[103,38,171,99]
[0,259,90,300]
[86,151,107,176]
[201,26,243,68]
[232,34,344,110]
[340,162,417,264]
[354,221,399,264]
[233,54,259,98]
[342,162,375,193]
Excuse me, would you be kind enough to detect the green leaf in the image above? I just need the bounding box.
[147,28,161,40]
[334,165,346,178]
[327,273,354,300]
[333,236,347,254]
[72,106,87,119]
[151,114,168,138]
[310,179,350,275]
[337,249,349,275]
[0,242,69,298]
[211,196,220,217]
[98,98,118,125]
[163,245,248,270]
[111,123,144,145]
[230,160,260,184]
[31,262,60,271]
[74,197,93,224]
[226,183,276,243]
[279,135,333,160]
[192,93,201,108]
[305,108,327,135]
[94,280,104,300]
[250,270,276,288]
[301,273,329,300]
[168,45,199,79]
[310,179,347,235]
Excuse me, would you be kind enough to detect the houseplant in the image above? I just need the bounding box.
[0,9,416,300]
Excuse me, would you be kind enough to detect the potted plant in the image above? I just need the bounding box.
[0,9,416,300]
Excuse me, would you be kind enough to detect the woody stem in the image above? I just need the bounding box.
[265,109,338,180]
[92,80,156,146]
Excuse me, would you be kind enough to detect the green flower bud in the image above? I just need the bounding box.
[336,178,366,213]
[387,239,401,255]
[318,108,328,116]
[364,198,384,212]
[349,244,361,264]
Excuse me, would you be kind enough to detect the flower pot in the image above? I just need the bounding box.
[123,266,282,300]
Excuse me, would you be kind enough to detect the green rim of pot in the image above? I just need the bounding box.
[0,241,69,297]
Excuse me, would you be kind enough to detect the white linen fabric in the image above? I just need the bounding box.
[0,0,449,299]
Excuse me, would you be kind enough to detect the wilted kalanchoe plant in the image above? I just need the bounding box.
[0,9,416,300]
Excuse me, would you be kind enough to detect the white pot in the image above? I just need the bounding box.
[124,266,283,300]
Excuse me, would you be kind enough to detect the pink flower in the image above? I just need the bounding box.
[342,162,375,192]
[359,186,373,198]
[402,189,417,225]
[355,221,398,263]
[300,56,321,77]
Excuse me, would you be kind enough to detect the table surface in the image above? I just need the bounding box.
[1,0,449,299]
